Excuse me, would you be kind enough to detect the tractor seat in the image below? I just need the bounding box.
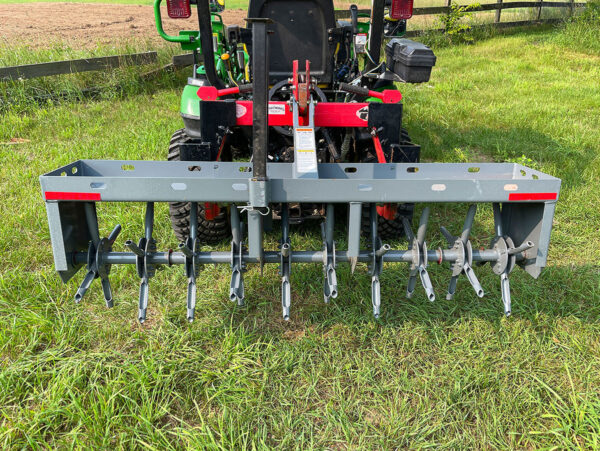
[247,0,336,84]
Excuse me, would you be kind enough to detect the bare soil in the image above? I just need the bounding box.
[0,3,248,49]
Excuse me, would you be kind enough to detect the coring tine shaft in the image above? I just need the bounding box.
[460,204,477,244]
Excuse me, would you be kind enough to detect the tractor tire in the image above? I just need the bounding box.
[361,204,414,241]
[359,128,417,240]
[167,129,230,243]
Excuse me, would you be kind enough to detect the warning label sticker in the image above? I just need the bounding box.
[294,128,317,173]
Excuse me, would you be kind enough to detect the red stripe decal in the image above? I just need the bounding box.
[508,192,557,201]
[45,191,101,201]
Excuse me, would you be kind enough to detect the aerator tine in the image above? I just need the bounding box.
[229,205,245,306]
[441,204,484,301]
[181,202,199,322]
[125,202,157,324]
[280,204,292,320]
[322,204,338,304]
[369,203,390,318]
[490,203,533,316]
[73,202,121,308]
[403,207,435,302]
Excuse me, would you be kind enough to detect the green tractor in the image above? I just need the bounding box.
[154,0,427,242]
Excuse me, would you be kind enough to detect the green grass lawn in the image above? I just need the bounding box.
[1,24,600,448]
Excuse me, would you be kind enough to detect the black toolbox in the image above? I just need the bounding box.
[385,38,437,83]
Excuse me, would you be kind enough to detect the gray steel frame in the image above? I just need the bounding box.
[42,160,559,203]
[41,160,560,277]
[40,159,560,319]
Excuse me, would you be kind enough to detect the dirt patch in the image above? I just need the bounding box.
[0,3,248,49]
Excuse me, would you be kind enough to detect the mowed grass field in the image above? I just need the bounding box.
[1,21,600,448]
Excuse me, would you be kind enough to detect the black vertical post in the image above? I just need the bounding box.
[246,18,271,181]
[367,0,385,71]
[196,0,225,89]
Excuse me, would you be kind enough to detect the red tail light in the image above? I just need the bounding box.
[390,0,414,20]
[166,0,191,19]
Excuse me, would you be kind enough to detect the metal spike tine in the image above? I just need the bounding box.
[440,226,455,246]
[74,270,96,303]
[446,275,458,301]
[108,224,122,244]
[406,272,417,299]
[138,279,149,323]
[282,277,291,320]
[186,202,199,322]
[229,205,245,306]
[493,203,503,237]
[101,277,114,308]
[189,202,198,239]
[371,276,381,318]
[144,202,154,240]
[137,202,155,324]
[125,240,144,257]
[418,267,435,302]
[229,268,244,304]
[402,217,414,242]
[325,203,335,244]
[187,280,197,322]
[280,205,292,320]
[501,272,511,316]
[348,202,361,274]
[323,204,337,303]
[464,263,484,298]
[417,207,430,244]
[460,204,477,244]
[324,265,338,302]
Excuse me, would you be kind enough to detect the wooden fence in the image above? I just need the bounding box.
[0,52,157,81]
[335,1,584,24]
[0,1,586,80]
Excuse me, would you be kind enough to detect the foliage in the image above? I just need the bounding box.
[437,3,481,44]
[553,0,600,54]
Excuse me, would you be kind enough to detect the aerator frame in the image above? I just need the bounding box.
[41,159,560,321]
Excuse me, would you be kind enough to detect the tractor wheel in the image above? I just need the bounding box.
[167,129,230,243]
[361,204,415,241]
[360,128,417,240]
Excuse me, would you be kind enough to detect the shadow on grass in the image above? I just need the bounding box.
[405,119,594,189]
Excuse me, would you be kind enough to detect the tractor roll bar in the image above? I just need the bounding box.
[196,0,225,89]
[367,0,385,70]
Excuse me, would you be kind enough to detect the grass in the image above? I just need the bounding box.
[1,23,600,448]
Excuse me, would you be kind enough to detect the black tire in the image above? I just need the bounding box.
[361,204,414,241]
[359,128,416,240]
[167,129,230,243]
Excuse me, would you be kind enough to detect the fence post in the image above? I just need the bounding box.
[569,0,575,16]
[537,0,544,20]
[495,0,503,23]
